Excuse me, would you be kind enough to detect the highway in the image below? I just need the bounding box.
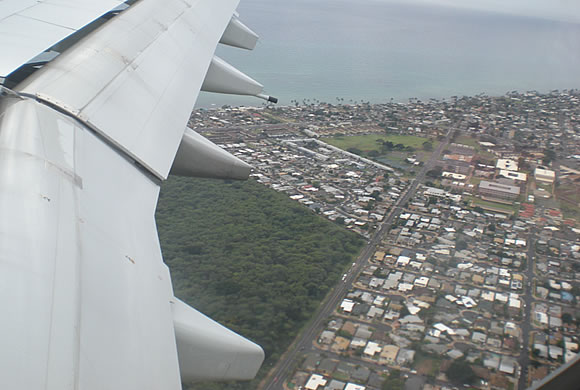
[261,127,454,390]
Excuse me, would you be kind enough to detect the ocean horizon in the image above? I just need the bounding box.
[195,0,580,108]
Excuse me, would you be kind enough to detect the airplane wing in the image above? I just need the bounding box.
[0,0,127,82]
[0,0,274,388]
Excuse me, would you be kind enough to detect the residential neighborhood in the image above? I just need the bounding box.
[191,90,580,390]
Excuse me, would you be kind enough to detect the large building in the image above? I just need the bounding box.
[535,167,556,184]
[479,180,520,201]
[496,158,519,171]
[499,169,527,182]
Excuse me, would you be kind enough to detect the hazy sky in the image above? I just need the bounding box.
[401,0,580,23]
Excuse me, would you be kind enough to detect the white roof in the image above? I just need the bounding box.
[499,169,527,181]
[341,299,355,313]
[509,298,521,308]
[434,323,454,334]
[495,293,509,303]
[535,167,556,178]
[481,291,495,301]
[496,158,518,171]
[364,341,382,356]
[306,374,327,390]
[479,180,520,195]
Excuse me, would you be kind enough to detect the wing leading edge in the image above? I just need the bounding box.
[0,0,272,388]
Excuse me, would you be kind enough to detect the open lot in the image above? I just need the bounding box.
[469,197,518,215]
[323,134,436,152]
[557,184,580,223]
[455,135,495,159]
[322,134,438,174]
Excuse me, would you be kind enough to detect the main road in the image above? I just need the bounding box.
[517,228,536,390]
[261,126,455,390]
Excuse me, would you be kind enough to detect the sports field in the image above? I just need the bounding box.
[322,134,435,152]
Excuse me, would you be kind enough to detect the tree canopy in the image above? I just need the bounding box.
[446,360,476,385]
[156,177,365,389]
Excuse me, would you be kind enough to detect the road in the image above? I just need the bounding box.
[517,228,536,390]
[261,127,454,390]
[197,122,308,133]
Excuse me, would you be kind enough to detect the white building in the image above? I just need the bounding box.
[305,374,327,390]
[499,169,527,182]
[340,299,355,313]
[535,167,556,183]
[496,159,518,171]
[364,341,382,357]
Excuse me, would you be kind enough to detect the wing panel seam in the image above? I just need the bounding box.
[18,14,77,31]
[19,92,163,183]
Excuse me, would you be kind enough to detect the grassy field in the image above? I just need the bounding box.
[557,184,580,223]
[560,202,580,224]
[469,197,518,214]
[469,176,483,186]
[536,181,553,194]
[455,135,479,148]
[323,134,436,152]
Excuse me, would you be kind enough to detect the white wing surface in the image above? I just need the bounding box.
[0,0,126,79]
[18,0,238,179]
[0,0,270,388]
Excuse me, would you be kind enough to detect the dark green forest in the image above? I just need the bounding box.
[156,177,364,389]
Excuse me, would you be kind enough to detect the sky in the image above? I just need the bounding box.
[398,0,580,23]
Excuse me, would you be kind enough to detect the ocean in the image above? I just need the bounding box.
[195,0,580,108]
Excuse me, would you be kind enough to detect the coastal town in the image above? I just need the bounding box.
[190,90,580,390]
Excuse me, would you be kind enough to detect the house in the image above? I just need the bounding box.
[341,299,355,313]
[380,345,399,364]
[342,321,356,336]
[351,366,370,382]
[331,337,350,353]
[319,358,338,376]
[499,357,516,375]
[396,348,415,365]
[344,384,366,390]
[367,306,384,319]
[355,325,372,339]
[319,330,336,345]
[305,374,327,390]
[483,353,501,370]
[350,338,367,349]
[363,341,382,357]
[326,380,346,390]
[472,332,487,344]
